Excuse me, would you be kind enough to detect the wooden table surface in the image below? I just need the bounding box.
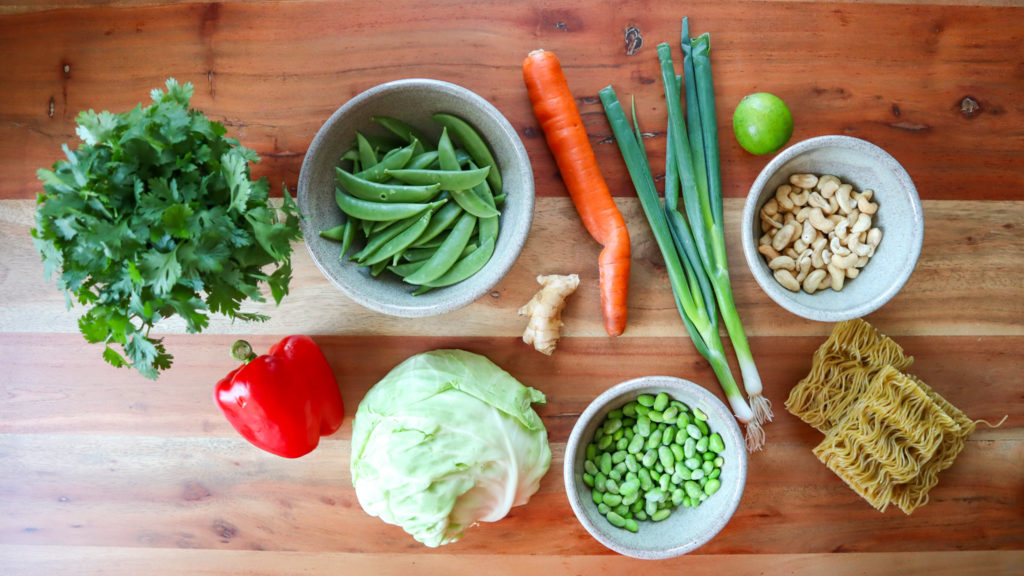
[1,1,1022,574]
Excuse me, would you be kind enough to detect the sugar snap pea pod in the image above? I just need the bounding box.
[340,149,359,168]
[406,150,440,170]
[355,132,378,168]
[371,116,435,152]
[387,259,423,278]
[352,214,423,263]
[334,187,443,222]
[418,236,495,289]
[433,112,502,193]
[319,224,346,241]
[336,168,443,203]
[355,141,417,183]
[370,259,389,277]
[385,165,490,190]
[411,199,463,248]
[437,128,500,218]
[340,217,358,259]
[360,208,436,266]
[467,161,500,241]
[403,211,477,285]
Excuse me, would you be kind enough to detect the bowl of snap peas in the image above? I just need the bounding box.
[298,78,534,317]
[564,376,747,559]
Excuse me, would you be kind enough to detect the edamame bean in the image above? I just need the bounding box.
[704,478,721,495]
[624,518,639,533]
[606,511,627,528]
[686,424,703,440]
[696,436,709,453]
[653,393,670,412]
[603,493,622,507]
[709,433,726,453]
[636,394,655,407]
[599,452,612,475]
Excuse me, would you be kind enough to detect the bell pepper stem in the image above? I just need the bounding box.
[231,340,258,364]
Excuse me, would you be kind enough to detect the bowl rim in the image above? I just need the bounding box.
[296,78,534,317]
[740,134,924,322]
[563,375,748,559]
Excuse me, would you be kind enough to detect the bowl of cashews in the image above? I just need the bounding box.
[740,135,923,322]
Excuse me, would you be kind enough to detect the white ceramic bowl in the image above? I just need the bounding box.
[740,135,923,322]
[564,376,747,559]
[297,79,534,317]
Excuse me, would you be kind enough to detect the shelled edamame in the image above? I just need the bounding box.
[583,392,727,533]
[319,114,502,293]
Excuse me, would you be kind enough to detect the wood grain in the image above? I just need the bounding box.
[4,198,1022,338]
[1,1,1022,201]
[2,0,1022,573]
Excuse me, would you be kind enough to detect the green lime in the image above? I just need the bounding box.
[732,92,793,155]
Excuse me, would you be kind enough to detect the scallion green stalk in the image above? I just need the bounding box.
[599,86,755,427]
[684,26,772,436]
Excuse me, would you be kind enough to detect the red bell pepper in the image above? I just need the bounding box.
[214,335,344,458]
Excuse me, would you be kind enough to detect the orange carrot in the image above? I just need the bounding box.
[523,49,631,337]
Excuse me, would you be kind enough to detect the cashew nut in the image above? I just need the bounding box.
[808,208,836,234]
[835,183,854,214]
[807,192,831,213]
[761,197,779,217]
[775,184,795,211]
[789,173,819,189]
[768,255,797,271]
[830,235,851,257]
[856,192,878,215]
[831,251,860,270]
[802,269,828,293]
[774,269,801,292]
[757,244,781,260]
[800,219,816,245]
[771,221,797,251]
[867,227,883,248]
[828,263,846,291]
[817,174,841,198]
[851,212,872,235]
[789,188,810,207]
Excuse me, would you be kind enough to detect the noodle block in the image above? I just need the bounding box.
[786,319,914,433]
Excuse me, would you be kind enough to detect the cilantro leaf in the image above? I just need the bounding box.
[31,78,301,380]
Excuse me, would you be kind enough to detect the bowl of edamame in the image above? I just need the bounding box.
[298,78,534,317]
[564,376,747,559]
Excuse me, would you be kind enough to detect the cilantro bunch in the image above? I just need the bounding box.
[32,79,302,379]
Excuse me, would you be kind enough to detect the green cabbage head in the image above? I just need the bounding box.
[350,349,551,547]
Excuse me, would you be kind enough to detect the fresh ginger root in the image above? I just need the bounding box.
[519,274,580,355]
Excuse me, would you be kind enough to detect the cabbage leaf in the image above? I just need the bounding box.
[350,349,551,547]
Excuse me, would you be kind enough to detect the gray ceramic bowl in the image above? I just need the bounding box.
[740,135,923,322]
[297,79,534,317]
[564,376,747,559]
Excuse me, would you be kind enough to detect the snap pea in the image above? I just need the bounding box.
[371,116,435,152]
[340,218,357,259]
[385,165,490,191]
[336,168,443,203]
[402,211,477,285]
[433,112,502,193]
[319,224,346,241]
[334,187,443,222]
[351,213,423,263]
[416,237,495,290]
[406,150,440,170]
[359,208,435,266]
[355,132,378,168]
[411,199,463,248]
[355,141,417,182]
[437,127,499,218]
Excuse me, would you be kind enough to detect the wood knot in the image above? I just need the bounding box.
[960,96,981,119]
[624,25,643,56]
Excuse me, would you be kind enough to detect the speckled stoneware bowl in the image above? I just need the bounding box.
[297,79,534,317]
[741,135,923,322]
[564,376,747,559]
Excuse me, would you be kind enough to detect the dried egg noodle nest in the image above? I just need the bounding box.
[786,319,976,514]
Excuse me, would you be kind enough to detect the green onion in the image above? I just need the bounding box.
[599,85,755,431]
[682,22,772,437]
[599,19,769,451]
